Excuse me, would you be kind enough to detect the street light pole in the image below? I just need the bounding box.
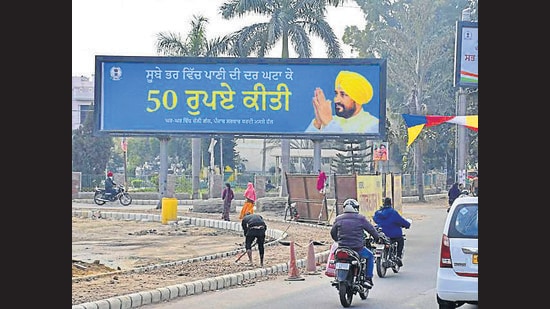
[456,8,471,185]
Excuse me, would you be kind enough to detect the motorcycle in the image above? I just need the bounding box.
[374,219,412,278]
[93,184,132,206]
[329,231,377,308]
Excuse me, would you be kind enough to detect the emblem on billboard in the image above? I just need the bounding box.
[110,66,122,81]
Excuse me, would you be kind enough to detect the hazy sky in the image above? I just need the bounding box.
[72,0,365,77]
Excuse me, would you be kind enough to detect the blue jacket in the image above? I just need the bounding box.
[448,183,461,201]
[373,206,410,238]
[330,212,380,251]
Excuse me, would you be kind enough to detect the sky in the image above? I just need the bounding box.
[72,0,365,77]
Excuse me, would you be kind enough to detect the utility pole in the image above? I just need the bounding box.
[456,8,471,186]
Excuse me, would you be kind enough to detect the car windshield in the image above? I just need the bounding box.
[450,204,478,238]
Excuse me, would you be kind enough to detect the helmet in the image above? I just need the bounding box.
[107,171,113,177]
[342,198,360,213]
[383,197,392,207]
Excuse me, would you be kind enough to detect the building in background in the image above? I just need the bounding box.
[72,75,94,130]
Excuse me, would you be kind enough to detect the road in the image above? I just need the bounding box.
[141,203,478,309]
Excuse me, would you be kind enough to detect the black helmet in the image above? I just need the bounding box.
[383,197,392,207]
[343,198,360,213]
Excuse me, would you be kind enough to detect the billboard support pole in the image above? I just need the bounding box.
[156,137,169,209]
[313,139,322,172]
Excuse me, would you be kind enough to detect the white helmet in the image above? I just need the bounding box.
[343,199,360,213]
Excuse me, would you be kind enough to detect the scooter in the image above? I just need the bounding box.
[93,184,132,206]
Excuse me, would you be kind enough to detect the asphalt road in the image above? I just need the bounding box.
[140,203,479,309]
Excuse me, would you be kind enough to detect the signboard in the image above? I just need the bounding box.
[454,21,478,88]
[373,141,388,161]
[94,56,386,139]
[356,175,382,218]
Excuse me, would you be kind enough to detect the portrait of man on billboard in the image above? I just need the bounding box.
[373,142,388,161]
[304,70,379,134]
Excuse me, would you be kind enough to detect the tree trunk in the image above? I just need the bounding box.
[408,89,425,202]
[414,142,425,201]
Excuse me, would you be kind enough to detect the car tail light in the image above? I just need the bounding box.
[439,234,452,268]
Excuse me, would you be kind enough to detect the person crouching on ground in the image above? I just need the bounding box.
[241,212,267,267]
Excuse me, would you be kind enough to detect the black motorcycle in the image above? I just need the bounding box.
[374,222,411,278]
[93,184,132,206]
[330,232,377,308]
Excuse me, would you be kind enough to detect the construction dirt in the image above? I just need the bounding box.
[72,198,447,306]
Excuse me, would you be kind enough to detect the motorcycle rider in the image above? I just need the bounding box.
[330,198,382,288]
[104,171,118,198]
[265,179,276,192]
[373,197,411,267]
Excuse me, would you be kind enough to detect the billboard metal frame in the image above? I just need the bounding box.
[454,21,478,88]
[94,56,387,140]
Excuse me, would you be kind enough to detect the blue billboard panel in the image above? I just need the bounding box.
[94,56,386,139]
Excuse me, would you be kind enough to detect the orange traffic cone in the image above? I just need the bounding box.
[285,240,305,281]
[306,240,320,275]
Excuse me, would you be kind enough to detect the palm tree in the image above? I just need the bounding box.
[155,14,218,199]
[156,15,212,56]
[216,0,346,195]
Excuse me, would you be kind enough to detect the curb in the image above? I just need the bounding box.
[72,210,330,309]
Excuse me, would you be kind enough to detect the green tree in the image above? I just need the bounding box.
[200,137,238,173]
[216,0,346,194]
[331,138,372,174]
[156,14,239,197]
[72,111,113,175]
[343,0,477,199]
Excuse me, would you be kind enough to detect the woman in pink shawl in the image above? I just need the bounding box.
[317,169,327,194]
[239,182,257,219]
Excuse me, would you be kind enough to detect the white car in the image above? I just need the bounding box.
[436,195,478,308]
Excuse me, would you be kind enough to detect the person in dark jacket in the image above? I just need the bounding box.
[104,171,117,197]
[330,198,381,288]
[373,197,411,267]
[241,212,267,267]
[448,182,461,207]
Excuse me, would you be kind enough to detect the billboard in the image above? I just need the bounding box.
[94,56,386,139]
[454,21,478,88]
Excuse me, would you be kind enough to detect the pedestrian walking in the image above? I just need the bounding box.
[239,182,256,219]
[221,183,234,221]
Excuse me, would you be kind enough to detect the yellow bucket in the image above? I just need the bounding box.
[161,198,178,224]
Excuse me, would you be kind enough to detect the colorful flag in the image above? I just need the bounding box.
[402,114,478,146]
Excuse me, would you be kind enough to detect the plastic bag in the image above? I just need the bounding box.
[324,242,339,277]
